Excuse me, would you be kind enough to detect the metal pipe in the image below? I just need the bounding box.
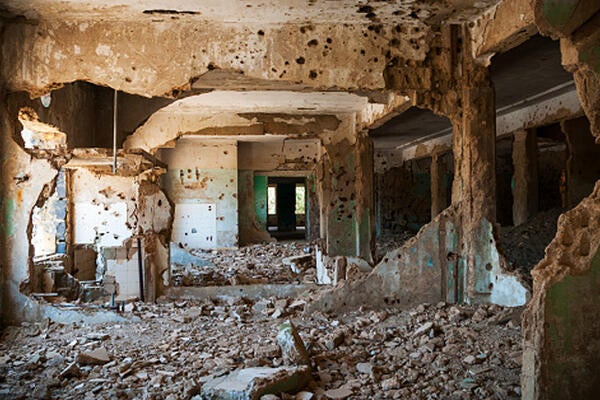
[113,89,118,174]
[137,237,145,302]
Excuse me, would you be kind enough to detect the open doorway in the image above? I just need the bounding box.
[267,177,307,240]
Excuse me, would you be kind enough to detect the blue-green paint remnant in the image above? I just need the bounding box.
[541,0,579,29]
[544,247,600,400]
[254,175,267,230]
[473,219,496,294]
[1,197,15,236]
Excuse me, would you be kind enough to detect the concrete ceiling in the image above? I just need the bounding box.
[371,34,575,150]
[2,0,499,23]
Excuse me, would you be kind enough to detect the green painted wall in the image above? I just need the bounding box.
[541,0,579,28]
[254,175,268,230]
[544,247,600,399]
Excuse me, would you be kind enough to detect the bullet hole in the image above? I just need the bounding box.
[158,199,162,206]
[367,24,382,34]
[373,57,379,63]
[357,5,373,14]
[390,38,400,47]
[360,49,366,55]
[257,29,264,36]
[131,66,136,71]
[392,10,401,15]
[207,62,216,70]
[488,282,494,290]
[409,11,418,19]
[296,57,305,64]
[125,77,132,82]
[485,263,492,271]
[307,39,318,47]
[326,37,332,44]
[224,150,228,155]
[284,60,290,65]
[309,70,318,79]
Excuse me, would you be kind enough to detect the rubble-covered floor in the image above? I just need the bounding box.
[172,241,316,286]
[499,208,562,284]
[0,298,522,400]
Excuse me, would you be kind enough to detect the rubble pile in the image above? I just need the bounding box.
[0,299,522,399]
[499,208,562,282]
[172,241,316,287]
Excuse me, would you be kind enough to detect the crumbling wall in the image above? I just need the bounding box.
[522,181,600,400]
[520,2,600,398]
[311,23,530,310]
[0,92,59,323]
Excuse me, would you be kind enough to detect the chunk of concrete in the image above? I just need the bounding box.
[76,347,111,365]
[201,366,310,400]
[276,321,310,366]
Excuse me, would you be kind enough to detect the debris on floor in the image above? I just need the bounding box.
[499,208,562,283]
[0,297,523,399]
[172,241,316,287]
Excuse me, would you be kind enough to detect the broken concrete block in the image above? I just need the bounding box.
[323,386,353,399]
[76,347,111,365]
[201,366,310,400]
[276,321,310,366]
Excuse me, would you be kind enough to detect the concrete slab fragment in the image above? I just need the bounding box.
[201,366,310,400]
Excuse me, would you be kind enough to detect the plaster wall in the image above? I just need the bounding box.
[160,139,238,249]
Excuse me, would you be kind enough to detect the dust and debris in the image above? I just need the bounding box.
[0,300,523,399]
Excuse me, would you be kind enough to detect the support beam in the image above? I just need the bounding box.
[452,84,497,223]
[512,129,539,226]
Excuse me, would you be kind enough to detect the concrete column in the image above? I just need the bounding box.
[512,129,539,226]
[431,152,449,219]
[306,173,320,242]
[452,85,497,223]
[562,117,600,208]
[317,131,374,283]
[452,80,498,303]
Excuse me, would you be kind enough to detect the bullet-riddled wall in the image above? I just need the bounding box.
[159,139,238,249]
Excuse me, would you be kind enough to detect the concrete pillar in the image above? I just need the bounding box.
[562,117,600,208]
[431,152,449,219]
[317,131,374,283]
[512,129,539,226]
[306,173,320,242]
[452,79,498,303]
[452,85,496,222]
